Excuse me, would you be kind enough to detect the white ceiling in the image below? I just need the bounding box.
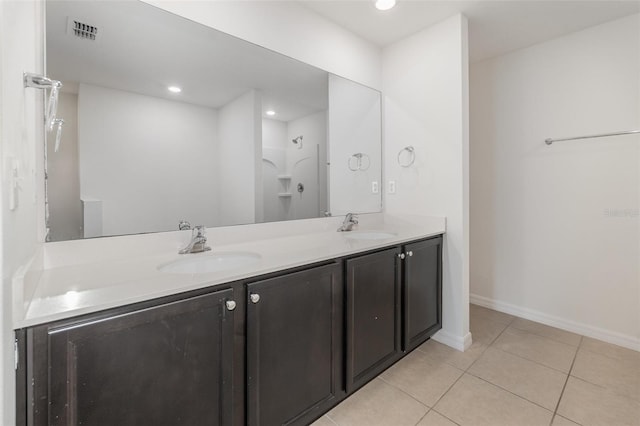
[298,0,640,62]
[47,0,640,113]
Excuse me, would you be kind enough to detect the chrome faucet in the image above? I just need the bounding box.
[338,213,358,232]
[178,220,191,231]
[179,225,211,254]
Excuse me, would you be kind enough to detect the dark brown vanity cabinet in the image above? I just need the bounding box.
[26,288,237,426]
[17,236,443,426]
[345,247,402,392]
[402,237,443,352]
[345,236,443,391]
[245,263,343,426]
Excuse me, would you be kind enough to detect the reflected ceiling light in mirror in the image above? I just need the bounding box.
[265,110,276,116]
[375,0,396,11]
[167,86,182,93]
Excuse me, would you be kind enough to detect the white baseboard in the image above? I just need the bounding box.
[470,294,640,352]
[432,329,473,352]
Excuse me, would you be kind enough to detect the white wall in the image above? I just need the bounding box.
[217,90,262,226]
[470,14,640,350]
[262,119,288,222]
[78,84,219,236]
[383,15,470,351]
[0,1,44,423]
[47,92,82,241]
[141,0,382,90]
[329,74,382,216]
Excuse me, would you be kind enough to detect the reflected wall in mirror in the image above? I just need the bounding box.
[45,0,381,241]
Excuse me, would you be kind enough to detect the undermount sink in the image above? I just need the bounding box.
[342,231,397,241]
[158,252,261,274]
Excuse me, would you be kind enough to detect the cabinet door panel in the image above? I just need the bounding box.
[403,237,442,351]
[346,248,401,393]
[246,264,342,426]
[44,289,235,426]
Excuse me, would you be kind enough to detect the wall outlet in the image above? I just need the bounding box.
[388,180,396,194]
[372,181,379,194]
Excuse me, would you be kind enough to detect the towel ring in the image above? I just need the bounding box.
[348,153,371,171]
[397,146,416,168]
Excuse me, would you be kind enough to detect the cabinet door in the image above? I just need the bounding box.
[403,237,443,351]
[345,248,401,393]
[246,263,343,426]
[33,289,236,426]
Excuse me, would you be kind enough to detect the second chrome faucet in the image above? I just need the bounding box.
[179,225,211,254]
[338,213,358,232]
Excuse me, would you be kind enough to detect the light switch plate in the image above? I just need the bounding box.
[388,180,396,194]
[372,181,379,194]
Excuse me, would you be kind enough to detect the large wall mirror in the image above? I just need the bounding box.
[45,0,382,241]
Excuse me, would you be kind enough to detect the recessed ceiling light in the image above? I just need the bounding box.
[168,86,182,93]
[266,110,276,116]
[375,0,396,11]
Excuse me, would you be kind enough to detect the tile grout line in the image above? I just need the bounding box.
[486,314,581,426]
[423,366,468,414]
[377,375,460,426]
[376,375,432,410]
[508,324,582,348]
[415,311,513,372]
[324,413,339,426]
[430,408,462,426]
[416,315,515,426]
[465,370,558,414]
[414,344,474,372]
[464,314,514,372]
[550,335,584,425]
[505,326,581,351]
[412,407,464,426]
[464,315,566,420]
[380,346,473,421]
[413,408,431,426]
[491,326,579,375]
[578,337,640,364]
[487,342,574,375]
[375,375,459,426]
[566,370,640,405]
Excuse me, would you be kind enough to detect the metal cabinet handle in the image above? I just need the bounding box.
[398,253,406,260]
[225,300,237,311]
[250,293,261,304]
[408,251,413,257]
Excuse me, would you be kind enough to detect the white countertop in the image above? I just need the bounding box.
[14,214,445,329]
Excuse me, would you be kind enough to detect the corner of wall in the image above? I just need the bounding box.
[381,13,471,348]
[1,1,44,423]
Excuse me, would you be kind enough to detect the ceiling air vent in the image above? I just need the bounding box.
[68,18,98,41]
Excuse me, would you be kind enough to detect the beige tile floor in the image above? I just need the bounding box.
[312,304,640,426]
